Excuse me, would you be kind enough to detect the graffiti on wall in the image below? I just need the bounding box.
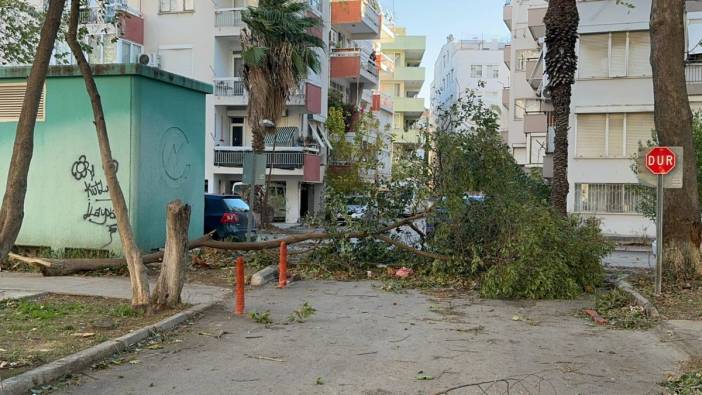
[71,155,118,247]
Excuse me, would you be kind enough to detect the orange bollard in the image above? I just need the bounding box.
[235,256,245,316]
[278,241,288,288]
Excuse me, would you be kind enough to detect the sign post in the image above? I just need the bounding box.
[644,146,678,296]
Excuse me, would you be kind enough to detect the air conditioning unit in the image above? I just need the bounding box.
[138,53,160,68]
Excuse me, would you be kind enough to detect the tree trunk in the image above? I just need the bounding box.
[0,0,66,265]
[544,0,579,216]
[650,0,702,249]
[66,0,150,309]
[152,201,191,311]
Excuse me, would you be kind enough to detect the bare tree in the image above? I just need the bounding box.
[544,0,579,216]
[65,0,150,308]
[151,201,191,311]
[650,0,702,248]
[0,0,67,265]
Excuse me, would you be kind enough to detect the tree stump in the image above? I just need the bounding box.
[152,200,191,311]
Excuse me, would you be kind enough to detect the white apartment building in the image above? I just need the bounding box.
[502,0,549,168]
[139,0,331,224]
[431,37,509,127]
[503,0,702,238]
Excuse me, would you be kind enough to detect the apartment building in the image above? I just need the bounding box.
[329,0,394,182]
[430,36,509,128]
[502,0,702,237]
[501,0,549,168]
[380,26,427,159]
[137,0,331,224]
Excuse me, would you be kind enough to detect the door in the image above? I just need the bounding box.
[300,184,310,219]
[230,117,244,146]
[233,54,244,78]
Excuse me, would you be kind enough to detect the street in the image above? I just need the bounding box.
[56,281,684,395]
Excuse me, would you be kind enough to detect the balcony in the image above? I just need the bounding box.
[686,62,702,95]
[214,147,320,170]
[502,87,510,108]
[503,44,511,69]
[528,7,547,41]
[372,91,394,113]
[330,47,379,86]
[381,35,426,63]
[376,52,395,73]
[214,8,245,36]
[331,0,382,40]
[213,78,319,112]
[393,97,425,117]
[390,66,425,90]
[503,2,512,30]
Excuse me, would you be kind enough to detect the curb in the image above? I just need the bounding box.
[0,301,219,395]
[615,277,660,320]
[250,264,278,287]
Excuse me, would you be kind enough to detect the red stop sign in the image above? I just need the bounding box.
[645,147,677,175]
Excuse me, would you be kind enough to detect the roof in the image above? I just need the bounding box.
[264,127,300,147]
[0,64,212,94]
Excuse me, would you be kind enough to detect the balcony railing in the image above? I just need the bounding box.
[214,147,319,169]
[330,47,379,80]
[215,8,244,27]
[213,77,245,97]
[686,62,702,83]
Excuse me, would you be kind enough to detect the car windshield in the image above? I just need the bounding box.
[223,198,249,212]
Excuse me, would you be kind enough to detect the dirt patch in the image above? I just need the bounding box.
[629,273,702,320]
[187,248,275,288]
[0,294,186,378]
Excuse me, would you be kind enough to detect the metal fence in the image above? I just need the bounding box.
[686,63,702,83]
[214,150,309,169]
[574,183,645,214]
[213,78,245,97]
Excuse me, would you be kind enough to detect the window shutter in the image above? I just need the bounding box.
[610,33,627,77]
[608,114,625,157]
[626,113,655,155]
[0,83,45,122]
[628,32,652,76]
[576,114,606,157]
[184,0,194,10]
[579,34,609,78]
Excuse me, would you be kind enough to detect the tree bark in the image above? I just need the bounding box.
[65,0,150,308]
[151,201,191,311]
[544,0,579,216]
[0,0,66,265]
[650,0,702,249]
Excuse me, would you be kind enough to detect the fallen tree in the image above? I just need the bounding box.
[9,213,437,276]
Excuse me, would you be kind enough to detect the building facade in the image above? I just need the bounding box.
[380,26,427,159]
[431,37,509,126]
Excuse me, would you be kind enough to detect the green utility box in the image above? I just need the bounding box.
[0,64,212,253]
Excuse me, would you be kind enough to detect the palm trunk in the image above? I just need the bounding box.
[544,0,579,216]
[66,0,150,309]
[650,0,702,248]
[0,0,66,264]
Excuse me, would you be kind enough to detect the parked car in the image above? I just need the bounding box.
[204,194,255,240]
[426,194,486,236]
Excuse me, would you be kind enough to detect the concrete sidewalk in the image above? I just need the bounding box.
[0,272,229,304]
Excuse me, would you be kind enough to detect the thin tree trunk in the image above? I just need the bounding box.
[0,0,66,265]
[262,134,277,226]
[544,0,579,216]
[65,0,150,308]
[650,0,702,249]
[152,200,191,311]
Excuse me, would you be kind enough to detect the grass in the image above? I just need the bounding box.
[595,288,654,330]
[0,294,186,378]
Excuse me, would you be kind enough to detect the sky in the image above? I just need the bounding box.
[378,0,511,107]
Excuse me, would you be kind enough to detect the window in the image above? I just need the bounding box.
[470,65,483,78]
[0,83,45,122]
[574,183,645,214]
[486,65,500,79]
[579,31,652,78]
[160,0,194,13]
[575,113,655,158]
[119,40,143,64]
[529,134,546,164]
[308,0,322,13]
[514,98,543,120]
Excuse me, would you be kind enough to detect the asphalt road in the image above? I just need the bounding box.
[55,281,685,395]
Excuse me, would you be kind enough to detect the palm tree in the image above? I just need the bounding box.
[544,0,579,216]
[241,0,325,152]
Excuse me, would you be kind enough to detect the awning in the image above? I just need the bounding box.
[264,127,298,147]
[310,123,328,150]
